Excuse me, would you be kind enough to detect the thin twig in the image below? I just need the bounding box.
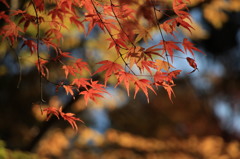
[150,0,171,71]
[90,0,136,75]
[31,0,45,105]
[109,0,135,47]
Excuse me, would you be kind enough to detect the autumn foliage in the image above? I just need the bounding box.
[0,0,203,130]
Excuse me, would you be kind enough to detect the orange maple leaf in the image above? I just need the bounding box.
[115,71,136,96]
[182,38,203,56]
[75,59,90,74]
[155,59,175,72]
[63,85,75,98]
[1,21,23,44]
[175,17,194,33]
[93,60,124,85]
[168,70,182,79]
[36,59,49,78]
[140,61,155,75]
[70,16,84,30]
[59,107,83,131]
[144,45,163,59]
[59,52,74,58]
[160,21,176,37]
[153,71,168,86]
[72,78,90,89]
[21,40,37,55]
[43,107,60,121]
[134,79,156,103]
[158,40,183,62]
[173,0,190,17]
[84,13,105,35]
[162,82,175,103]
[62,65,78,78]
[80,88,105,105]
[134,26,152,43]
[43,106,83,131]
[80,80,108,105]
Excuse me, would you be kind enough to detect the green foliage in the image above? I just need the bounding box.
[0,140,37,159]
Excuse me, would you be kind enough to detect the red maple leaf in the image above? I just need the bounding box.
[48,8,66,23]
[144,45,163,60]
[176,17,194,32]
[45,28,63,40]
[168,70,182,79]
[106,37,128,50]
[62,65,78,78]
[59,107,83,131]
[134,79,156,103]
[160,20,176,37]
[42,38,58,51]
[1,21,23,44]
[60,52,74,58]
[80,88,105,105]
[84,13,105,35]
[158,40,183,62]
[90,80,107,92]
[63,85,75,98]
[153,71,168,86]
[153,70,182,86]
[140,61,156,75]
[162,82,175,103]
[186,57,198,74]
[72,78,90,89]
[182,38,203,56]
[80,80,108,105]
[21,40,37,55]
[43,107,60,121]
[115,71,136,96]
[173,0,190,17]
[36,59,49,78]
[93,60,124,85]
[43,106,83,131]
[70,15,84,30]
[75,59,90,74]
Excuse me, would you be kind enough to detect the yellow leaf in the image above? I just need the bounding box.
[155,59,175,72]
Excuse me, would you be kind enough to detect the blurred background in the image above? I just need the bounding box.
[1,0,240,158]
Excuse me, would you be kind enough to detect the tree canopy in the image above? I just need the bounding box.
[1,0,240,158]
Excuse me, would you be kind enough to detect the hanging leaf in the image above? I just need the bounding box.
[59,107,83,131]
[115,71,137,96]
[182,38,204,56]
[93,60,124,85]
[186,57,198,74]
[158,40,183,62]
[134,79,156,103]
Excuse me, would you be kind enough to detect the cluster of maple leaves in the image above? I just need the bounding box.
[0,0,203,130]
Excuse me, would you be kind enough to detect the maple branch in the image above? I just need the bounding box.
[109,0,136,47]
[150,0,171,71]
[31,0,45,104]
[90,0,136,75]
